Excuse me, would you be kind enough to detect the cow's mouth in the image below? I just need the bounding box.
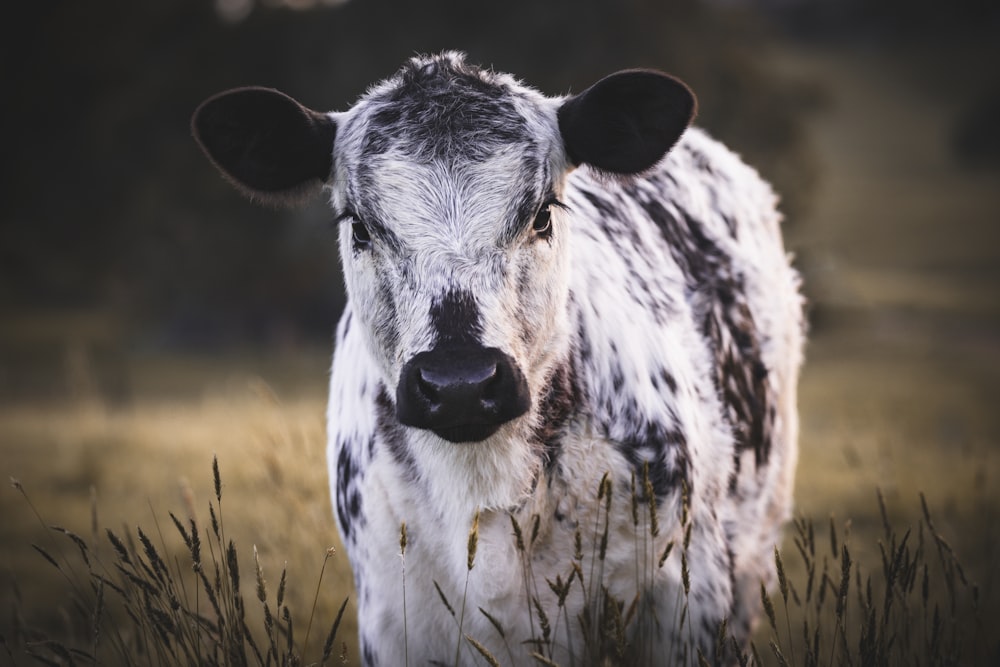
[430,422,504,443]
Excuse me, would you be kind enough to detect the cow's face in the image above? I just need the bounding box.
[330,59,573,443]
[192,52,694,444]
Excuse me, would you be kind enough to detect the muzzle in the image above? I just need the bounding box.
[396,345,530,443]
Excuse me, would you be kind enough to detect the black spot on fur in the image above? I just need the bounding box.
[375,386,418,479]
[533,360,581,471]
[580,190,620,221]
[361,636,377,666]
[618,422,690,500]
[429,289,483,346]
[634,183,774,479]
[574,298,593,365]
[335,443,366,542]
[687,144,716,176]
[361,55,529,163]
[660,368,677,393]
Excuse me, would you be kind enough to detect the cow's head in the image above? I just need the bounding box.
[193,52,694,446]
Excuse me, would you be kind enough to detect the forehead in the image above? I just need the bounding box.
[352,54,545,163]
[337,56,557,226]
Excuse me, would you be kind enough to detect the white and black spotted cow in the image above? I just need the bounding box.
[192,52,803,665]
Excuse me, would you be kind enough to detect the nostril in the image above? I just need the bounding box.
[416,369,440,402]
[480,363,502,395]
[396,347,530,439]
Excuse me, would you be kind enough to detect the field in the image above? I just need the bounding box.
[3,38,999,665]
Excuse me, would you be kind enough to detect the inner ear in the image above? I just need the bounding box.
[557,70,696,176]
[192,87,336,205]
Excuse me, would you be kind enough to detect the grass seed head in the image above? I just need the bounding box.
[52,525,90,568]
[106,529,131,564]
[643,462,659,538]
[659,541,674,569]
[434,580,456,618]
[90,484,99,542]
[467,510,480,571]
[761,582,777,632]
[277,567,287,608]
[836,545,852,620]
[479,607,506,639]
[209,502,220,539]
[769,639,790,667]
[600,513,610,561]
[31,544,61,572]
[530,651,560,666]
[190,518,202,565]
[775,546,788,604]
[630,472,639,527]
[682,552,691,596]
[465,634,501,667]
[137,527,167,583]
[532,597,551,643]
[322,596,350,665]
[227,539,241,594]
[253,545,266,602]
[715,617,729,661]
[212,454,222,501]
[829,514,838,559]
[681,478,690,527]
[510,513,526,553]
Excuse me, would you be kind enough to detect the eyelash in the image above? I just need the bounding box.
[532,198,565,239]
[337,210,372,250]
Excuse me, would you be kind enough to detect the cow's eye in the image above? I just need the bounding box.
[351,219,372,249]
[532,205,553,238]
[338,210,372,251]
[532,198,565,239]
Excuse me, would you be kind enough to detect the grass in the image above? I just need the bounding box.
[1,319,998,667]
[0,317,996,666]
[0,316,1000,665]
[427,473,994,666]
[7,455,350,666]
[0,349,360,664]
[5,445,994,665]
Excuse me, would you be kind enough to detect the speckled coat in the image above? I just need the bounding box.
[193,52,804,667]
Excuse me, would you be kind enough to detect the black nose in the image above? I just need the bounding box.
[396,346,530,443]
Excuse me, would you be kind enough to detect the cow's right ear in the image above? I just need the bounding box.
[557,70,695,177]
[192,87,336,206]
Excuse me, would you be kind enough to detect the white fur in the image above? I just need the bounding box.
[323,54,803,666]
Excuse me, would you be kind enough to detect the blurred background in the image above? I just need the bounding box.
[2,0,998,661]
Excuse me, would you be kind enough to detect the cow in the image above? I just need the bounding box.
[192,51,804,666]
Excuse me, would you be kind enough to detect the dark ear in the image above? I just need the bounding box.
[557,70,696,175]
[191,87,336,205]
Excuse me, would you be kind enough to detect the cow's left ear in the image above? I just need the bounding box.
[192,87,336,206]
[557,70,696,176]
